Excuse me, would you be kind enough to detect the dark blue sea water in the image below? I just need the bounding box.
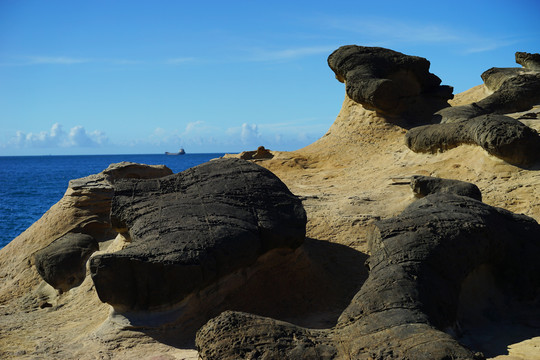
[0,153,224,249]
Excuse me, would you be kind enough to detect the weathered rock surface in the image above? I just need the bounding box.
[238,146,275,160]
[327,45,453,120]
[407,51,540,165]
[196,180,540,359]
[409,175,482,200]
[28,162,174,294]
[516,51,540,71]
[2,48,540,360]
[405,114,540,165]
[64,161,174,241]
[34,233,98,293]
[90,158,306,311]
[197,310,338,360]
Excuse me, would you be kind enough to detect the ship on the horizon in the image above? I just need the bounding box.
[165,148,185,155]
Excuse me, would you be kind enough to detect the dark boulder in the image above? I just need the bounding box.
[409,175,482,201]
[90,158,306,311]
[196,179,540,359]
[197,310,337,360]
[516,51,540,71]
[405,114,540,165]
[407,51,540,165]
[34,232,99,293]
[327,45,453,120]
[434,52,540,124]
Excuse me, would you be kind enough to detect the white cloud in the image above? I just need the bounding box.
[7,123,107,149]
[240,123,260,145]
[183,121,205,134]
[68,126,107,147]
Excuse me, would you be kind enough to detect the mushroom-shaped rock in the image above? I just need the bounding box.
[408,51,540,165]
[405,114,540,165]
[327,45,453,120]
[516,51,540,71]
[90,158,306,311]
[34,232,99,293]
[196,178,540,359]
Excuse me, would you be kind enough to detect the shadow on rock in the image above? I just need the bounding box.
[102,238,368,349]
[196,176,540,360]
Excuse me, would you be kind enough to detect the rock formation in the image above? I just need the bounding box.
[405,114,540,165]
[0,162,171,308]
[28,162,174,293]
[196,177,540,359]
[239,145,275,160]
[34,233,98,293]
[409,175,482,201]
[90,158,306,311]
[327,45,453,121]
[406,52,540,165]
[62,161,174,241]
[2,46,540,360]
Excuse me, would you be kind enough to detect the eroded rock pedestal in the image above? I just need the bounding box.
[196,177,540,360]
[327,45,453,121]
[406,51,540,166]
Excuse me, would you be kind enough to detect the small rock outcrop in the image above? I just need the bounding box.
[409,175,482,201]
[196,178,540,359]
[327,45,453,120]
[238,146,275,160]
[90,158,306,311]
[34,233,99,293]
[407,51,540,165]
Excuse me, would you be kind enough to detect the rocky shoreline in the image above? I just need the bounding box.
[1,46,539,359]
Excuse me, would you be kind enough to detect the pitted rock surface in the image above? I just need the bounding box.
[409,175,482,201]
[31,162,173,294]
[408,51,540,165]
[405,114,540,165]
[90,158,306,311]
[66,161,173,240]
[196,179,540,360]
[34,233,99,293]
[327,45,453,120]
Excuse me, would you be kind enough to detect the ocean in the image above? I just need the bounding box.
[0,153,224,249]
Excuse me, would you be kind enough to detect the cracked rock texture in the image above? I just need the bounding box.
[90,158,306,311]
[327,45,453,120]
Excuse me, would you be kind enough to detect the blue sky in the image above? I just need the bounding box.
[1,0,539,155]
